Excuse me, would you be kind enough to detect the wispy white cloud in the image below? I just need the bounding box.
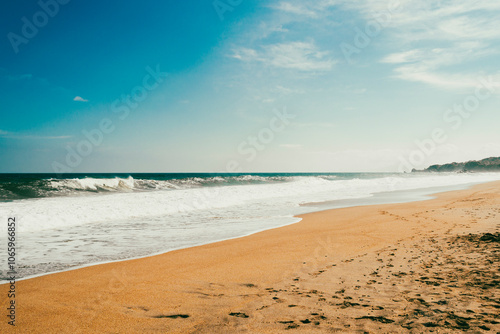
[382,43,498,89]
[342,86,367,94]
[270,0,342,18]
[73,96,89,102]
[6,73,33,81]
[354,0,500,89]
[1,71,65,91]
[274,85,305,95]
[280,144,304,149]
[381,50,425,64]
[230,47,258,61]
[231,41,336,72]
[293,122,336,128]
[279,0,498,89]
[271,2,318,17]
[0,130,72,140]
[392,66,496,90]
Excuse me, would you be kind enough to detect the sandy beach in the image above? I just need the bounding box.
[1,181,499,333]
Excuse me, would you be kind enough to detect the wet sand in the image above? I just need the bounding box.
[1,181,499,333]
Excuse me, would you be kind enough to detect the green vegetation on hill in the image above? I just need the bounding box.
[413,157,500,173]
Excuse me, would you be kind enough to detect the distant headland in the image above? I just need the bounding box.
[413,156,500,173]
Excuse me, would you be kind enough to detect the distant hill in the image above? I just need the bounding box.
[413,156,500,173]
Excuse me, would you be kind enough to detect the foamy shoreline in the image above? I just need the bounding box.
[0,178,494,284]
[1,180,499,333]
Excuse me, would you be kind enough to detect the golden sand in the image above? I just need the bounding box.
[1,181,499,333]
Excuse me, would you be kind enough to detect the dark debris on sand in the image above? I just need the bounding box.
[229,312,249,318]
[153,314,190,319]
[254,229,500,332]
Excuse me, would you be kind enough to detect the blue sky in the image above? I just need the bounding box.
[1,0,499,172]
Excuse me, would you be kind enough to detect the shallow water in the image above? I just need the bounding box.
[1,172,499,283]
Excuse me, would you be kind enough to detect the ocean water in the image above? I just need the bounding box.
[1,172,499,283]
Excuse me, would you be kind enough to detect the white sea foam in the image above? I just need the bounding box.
[49,176,159,192]
[1,173,499,281]
[2,173,500,233]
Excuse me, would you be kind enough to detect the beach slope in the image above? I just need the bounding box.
[1,181,499,333]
